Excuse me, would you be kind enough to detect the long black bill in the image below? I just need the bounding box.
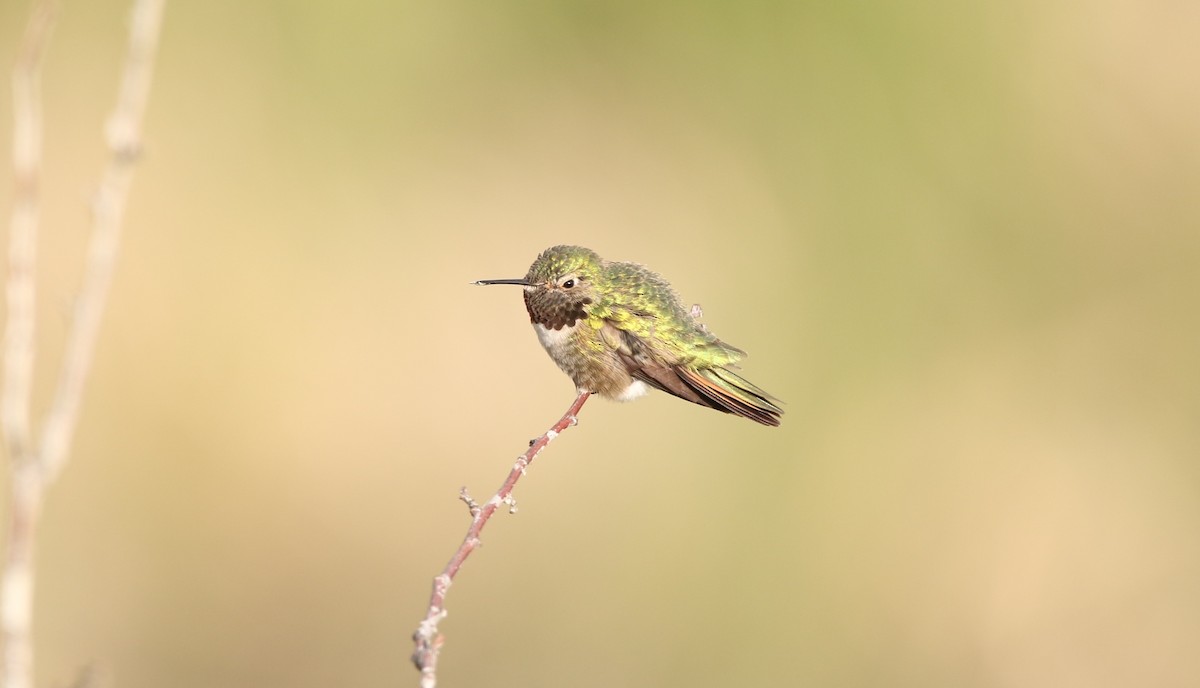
[473,278,535,286]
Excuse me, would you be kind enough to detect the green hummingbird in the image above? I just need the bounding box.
[476,245,782,426]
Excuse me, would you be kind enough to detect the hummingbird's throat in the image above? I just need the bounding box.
[523,292,591,330]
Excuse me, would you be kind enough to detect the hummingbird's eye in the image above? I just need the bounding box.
[562,279,575,289]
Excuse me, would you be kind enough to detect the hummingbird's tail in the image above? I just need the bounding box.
[677,366,783,427]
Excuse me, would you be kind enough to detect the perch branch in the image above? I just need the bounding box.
[411,390,591,688]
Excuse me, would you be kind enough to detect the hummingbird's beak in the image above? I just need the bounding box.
[473,278,535,286]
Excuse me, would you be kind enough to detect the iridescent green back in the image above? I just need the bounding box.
[589,260,745,368]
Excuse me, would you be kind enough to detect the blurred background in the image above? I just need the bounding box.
[0,0,1198,686]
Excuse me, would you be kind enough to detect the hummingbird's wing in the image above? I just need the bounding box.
[599,323,709,405]
[589,266,782,425]
[600,323,783,427]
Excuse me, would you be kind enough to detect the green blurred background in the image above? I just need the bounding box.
[1,0,1198,686]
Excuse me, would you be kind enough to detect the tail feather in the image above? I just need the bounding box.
[677,366,783,427]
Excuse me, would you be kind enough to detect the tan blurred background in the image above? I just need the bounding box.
[0,1,1198,686]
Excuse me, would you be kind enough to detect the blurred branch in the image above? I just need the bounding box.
[3,6,59,688]
[38,0,165,484]
[412,391,591,688]
[3,0,55,470]
[1,2,165,688]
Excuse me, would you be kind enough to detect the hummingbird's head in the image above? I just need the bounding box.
[524,245,602,286]
[476,245,604,330]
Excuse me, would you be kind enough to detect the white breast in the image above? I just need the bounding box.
[534,322,576,359]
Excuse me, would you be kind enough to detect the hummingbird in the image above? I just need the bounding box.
[475,245,782,426]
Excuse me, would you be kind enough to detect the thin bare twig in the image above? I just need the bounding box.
[40,0,166,484]
[412,391,591,688]
[1,2,166,688]
[4,0,56,472]
[2,6,59,688]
